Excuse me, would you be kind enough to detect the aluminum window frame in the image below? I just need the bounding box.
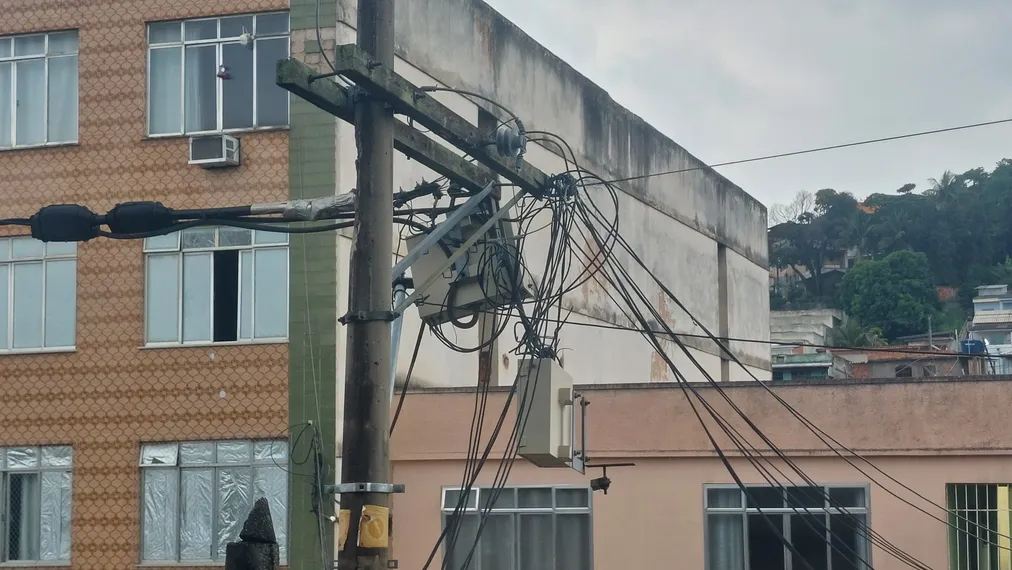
[702,483,872,570]
[144,12,291,137]
[142,227,289,347]
[0,445,73,564]
[0,30,80,149]
[0,236,77,354]
[438,485,594,570]
[138,440,289,565]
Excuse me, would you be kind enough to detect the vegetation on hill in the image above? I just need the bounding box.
[769,159,1012,340]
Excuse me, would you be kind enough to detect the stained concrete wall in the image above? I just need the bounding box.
[324,0,771,389]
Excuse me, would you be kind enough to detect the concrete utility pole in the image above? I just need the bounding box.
[338,0,396,568]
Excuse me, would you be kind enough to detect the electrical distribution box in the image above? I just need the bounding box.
[405,212,534,326]
[517,358,575,469]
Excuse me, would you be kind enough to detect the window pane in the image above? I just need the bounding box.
[39,471,72,561]
[12,262,43,349]
[556,488,589,508]
[181,227,215,249]
[481,515,515,570]
[748,514,784,570]
[149,47,182,135]
[142,469,179,560]
[184,19,218,41]
[746,487,783,509]
[254,229,288,245]
[48,32,78,55]
[829,487,865,509]
[141,443,178,466]
[830,513,867,570]
[480,488,515,510]
[442,514,478,570]
[180,442,214,465]
[217,441,251,463]
[786,486,825,509]
[519,514,553,568]
[556,514,591,570]
[518,487,553,508]
[48,55,78,142]
[15,59,45,145]
[145,231,180,252]
[184,45,217,133]
[149,22,181,44]
[708,487,743,509]
[253,248,288,338]
[14,35,45,56]
[222,43,253,130]
[255,37,288,127]
[254,466,288,560]
[0,264,9,349]
[45,241,76,256]
[7,447,38,469]
[0,62,11,148]
[256,13,289,35]
[182,252,212,342]
[180,469,214,561]
[221,16,254,38]
[220,227,252,247]
[444,489,477,510]
[790,514,829,570]
[239,250,253,340]
[708,514,745,570]
[41,446,72,467]
[44,259,76,348]
[253,441,287,463]
[12,237,43,258]
[0,38,10,58]
[217,467,253,558]
[7,472,41,560]
[146,254,179,342]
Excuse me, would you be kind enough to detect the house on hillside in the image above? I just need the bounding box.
[968,284,1012,373]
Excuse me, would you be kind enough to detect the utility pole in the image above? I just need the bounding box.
[338,0,396,568]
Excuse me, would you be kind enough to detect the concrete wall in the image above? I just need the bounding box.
[323,0,770,391]
[771,309,844,346]
[390,377,1012,569]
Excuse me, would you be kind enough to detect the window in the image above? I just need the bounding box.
[1,446,73,563]
[143,227,288,344]
[705,485,870,570]
[0,31,79,148]
[947,483,1012,570]
[440,486,592,570]
[139,440,288,563]
[894,364,913,378]
[983,333,1009,347]
[146,13,290,135]
[0,237,77,352]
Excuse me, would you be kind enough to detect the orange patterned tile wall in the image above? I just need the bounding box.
[0,1,290,568]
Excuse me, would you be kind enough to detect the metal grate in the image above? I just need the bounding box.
[947,484,1012,570]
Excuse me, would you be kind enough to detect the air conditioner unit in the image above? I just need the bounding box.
[188,134,240,168]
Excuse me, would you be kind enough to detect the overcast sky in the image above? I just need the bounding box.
[483,0,1012,208]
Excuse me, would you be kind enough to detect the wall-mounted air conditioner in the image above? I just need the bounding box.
[188,134,240,168]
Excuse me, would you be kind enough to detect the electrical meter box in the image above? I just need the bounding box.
[405,213,534,326]
[517,358,575,469]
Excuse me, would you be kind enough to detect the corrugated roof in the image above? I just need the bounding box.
[973,310,1012,325]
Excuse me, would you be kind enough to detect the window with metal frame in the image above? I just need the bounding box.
[0,236,77,352]
[439,486,592,570]
[142,227,289,345]
[946,483,1012,570]
[0,30,79,148]
[704,484,870,570]
[146,12,290,136]
[139,440,288,563]
[0,446,73,563]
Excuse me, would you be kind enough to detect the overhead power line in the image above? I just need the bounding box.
[589,116,1012,186]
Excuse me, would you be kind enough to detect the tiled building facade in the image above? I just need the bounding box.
[0,1,301,568]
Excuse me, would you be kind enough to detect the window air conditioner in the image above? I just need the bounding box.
[188,134,241,168]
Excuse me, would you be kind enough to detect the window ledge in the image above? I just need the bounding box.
[0,347,76,356]
[0,141,79,153]
[140,339,288,349]
[142,126,290,141]
[0,562,71,567]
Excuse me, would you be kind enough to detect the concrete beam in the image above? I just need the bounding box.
[328,44,550,195]
[277,58,495,194]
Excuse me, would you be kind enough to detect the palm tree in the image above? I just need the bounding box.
[832,318,886,348]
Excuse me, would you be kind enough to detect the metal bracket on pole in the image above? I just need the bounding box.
[325,483,406,495]
[392,188,527,316]
[389,181,498,283]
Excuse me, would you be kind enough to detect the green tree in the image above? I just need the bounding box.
[836,251,939,339]
[831,318,886,348]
